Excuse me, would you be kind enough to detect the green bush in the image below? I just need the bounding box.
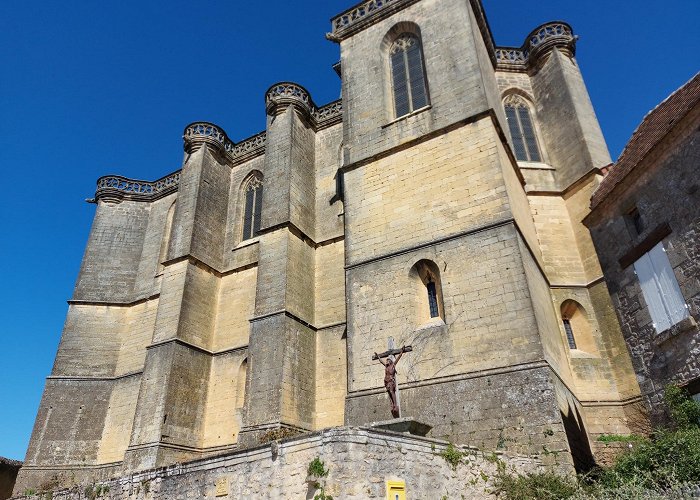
[493,471,579,499]
[665,384,700,429]
[598,427,700,489]
[492,385,700,499]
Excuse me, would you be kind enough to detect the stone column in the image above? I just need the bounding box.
[123,125,231,470]
[238,83,318,446]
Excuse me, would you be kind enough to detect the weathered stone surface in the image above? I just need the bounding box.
[16,0,649,494]
[14,428,549,500]
[586,94,700,424]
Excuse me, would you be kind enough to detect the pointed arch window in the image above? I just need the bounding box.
[390,34,429,117]
[242,174,263,241]
[504,95,542,162]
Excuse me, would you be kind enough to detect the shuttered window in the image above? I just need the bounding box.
[390,34,428,118]
[504,96,542,162]
[242,175,263,241]
[633,242,689,333]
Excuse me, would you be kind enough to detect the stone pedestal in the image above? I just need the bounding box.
[368,417,432,436]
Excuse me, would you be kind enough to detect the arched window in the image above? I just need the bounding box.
[390,34,429,117]
[561,300,598,354]
[242,173,263,241]
[409,260,445,324]
[503,94,542,162]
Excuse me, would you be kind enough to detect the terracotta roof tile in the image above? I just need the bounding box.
[591,72,700,209]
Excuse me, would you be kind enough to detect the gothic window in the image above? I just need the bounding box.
[242,174,263,241]
[633,242,689,333]
[390,34,429,117]
[503,95,542,162]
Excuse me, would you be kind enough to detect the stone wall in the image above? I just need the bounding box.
[0,459,21,500]
[586,110,700,423]
[13,427,550,499]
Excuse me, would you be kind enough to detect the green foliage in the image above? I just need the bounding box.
[665,384,700,429]
[23,490,36,497]
[307,457,329,478]
[596,434,644,443]
[598,426,700,489]
[308,458,333,499]
[438,442,467,470]
[493,471,579,500]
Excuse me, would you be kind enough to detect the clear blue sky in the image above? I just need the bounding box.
[0,1,698,461]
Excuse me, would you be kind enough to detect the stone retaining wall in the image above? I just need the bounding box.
[13,426,550,499]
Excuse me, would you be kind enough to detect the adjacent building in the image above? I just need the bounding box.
[585,73,700,422]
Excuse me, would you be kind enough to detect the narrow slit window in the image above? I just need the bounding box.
[504,95,542,162]
[390,34,429,118]
[427,280,439,318]
[242,175,263,241]
[563,319,577,350]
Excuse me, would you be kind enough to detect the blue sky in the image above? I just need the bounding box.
[0,1,698,461]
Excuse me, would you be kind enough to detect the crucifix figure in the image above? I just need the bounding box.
[373,337,412,418]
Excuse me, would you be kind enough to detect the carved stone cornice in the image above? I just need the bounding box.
[496,22,577,72]
[93,170,181,203]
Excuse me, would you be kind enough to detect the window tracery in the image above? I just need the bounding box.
[503,94,542,162]
[390,34,429,117]
[242,174,263,241]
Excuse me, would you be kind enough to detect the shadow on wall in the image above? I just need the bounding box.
[0,457,22,500]
[561,406,595,474]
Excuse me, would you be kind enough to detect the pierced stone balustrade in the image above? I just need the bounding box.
[94,170,181,203]
[496,22,576,71]
[265,82,315,117]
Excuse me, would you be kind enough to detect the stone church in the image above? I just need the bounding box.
[15,0,650,495]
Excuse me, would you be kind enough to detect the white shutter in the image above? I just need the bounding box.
[649,242,689,325]
[634,252,671,332]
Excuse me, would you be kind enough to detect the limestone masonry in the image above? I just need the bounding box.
[15,0,659,497]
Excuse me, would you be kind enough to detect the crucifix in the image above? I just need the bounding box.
[373,337,413,418]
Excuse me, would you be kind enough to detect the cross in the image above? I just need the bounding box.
[372,337,413,418]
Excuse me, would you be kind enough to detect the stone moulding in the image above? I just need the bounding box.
[94,170,181,203]
[496,22,577,72]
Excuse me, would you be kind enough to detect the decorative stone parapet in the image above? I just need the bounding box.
[496,22,577,72]
[314,99,343,128]
[265,82,315,118]
[183,121,230,156]
[182,122,268,165]
[93,94,342,203]
[93,170,181,203]
[330,0,421,41]
[265,81,343,128]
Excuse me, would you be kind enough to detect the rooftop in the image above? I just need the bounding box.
[591,72,700,209]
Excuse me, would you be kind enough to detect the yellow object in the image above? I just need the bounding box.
[386,479,406,500]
